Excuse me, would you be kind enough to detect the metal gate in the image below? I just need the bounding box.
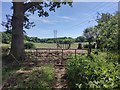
[25,48,87,65]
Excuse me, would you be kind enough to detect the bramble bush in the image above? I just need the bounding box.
[24,42,35,49]
[66,53,120,89]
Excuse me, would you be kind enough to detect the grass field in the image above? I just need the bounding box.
[1,42,88,49]
[33,42,88,49]
[33,43,79,49]
[1,43,10,47]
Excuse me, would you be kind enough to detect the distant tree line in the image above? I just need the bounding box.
[1,31,86,44]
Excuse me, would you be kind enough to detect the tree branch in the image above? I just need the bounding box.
[24,2,41,12]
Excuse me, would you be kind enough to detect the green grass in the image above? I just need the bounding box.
[2,64,20,81]
[71,43,78,49]
[34,43,57,48]
[34,42,79,49]
[1,42,88,49]
[2,59,55,89]
[1,43,10,47]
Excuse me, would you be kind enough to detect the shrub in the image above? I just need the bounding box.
[83,44,89,48]
[66,53,120,89]
[92,49,99,55]
[2,46,10,55]
[24,42,35,49]
[77,43,82,49]
[2,32,11,44]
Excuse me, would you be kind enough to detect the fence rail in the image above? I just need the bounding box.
[25,48,87,63]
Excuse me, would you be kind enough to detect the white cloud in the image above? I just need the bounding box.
[30,16,73,24]
[58,16,75,22]
[61,16,74,20]
[29,15,75,24]
[39,19,53,24]
[30,17,54,24]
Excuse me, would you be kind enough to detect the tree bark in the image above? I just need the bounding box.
[10,2,25,60]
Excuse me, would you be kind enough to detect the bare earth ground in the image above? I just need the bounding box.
[2,50,87,90]
[53,64,68,90]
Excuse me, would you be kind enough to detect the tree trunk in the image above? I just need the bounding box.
[10,2,25,60]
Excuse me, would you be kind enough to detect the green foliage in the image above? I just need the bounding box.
[2,64,20,81]
[1,32,11,44]
[57,37,75,44]
[27,1,72,17]
[83,12,118,51]
[66,53,120,89]
[24,42,35,49]
[2,45,10,55]
[95,13,118,51]
[75,36,86,42]
[83,27,96,42]
[24,36,41,43]
[24,36,76,43]
[106,51,119,63]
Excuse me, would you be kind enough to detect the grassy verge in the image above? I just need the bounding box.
[2,60,55,89]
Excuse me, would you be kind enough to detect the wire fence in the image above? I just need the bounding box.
[25,48,87,65]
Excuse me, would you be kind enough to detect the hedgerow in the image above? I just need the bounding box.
[66,53,120,89]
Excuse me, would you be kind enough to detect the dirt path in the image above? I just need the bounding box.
[52,60,69,90]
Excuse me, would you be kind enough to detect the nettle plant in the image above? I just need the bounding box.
[66,54,120,89]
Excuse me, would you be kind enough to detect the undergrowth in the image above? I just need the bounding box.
[66,51,120,89]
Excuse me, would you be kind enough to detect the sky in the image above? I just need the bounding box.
[1,1,118,39]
